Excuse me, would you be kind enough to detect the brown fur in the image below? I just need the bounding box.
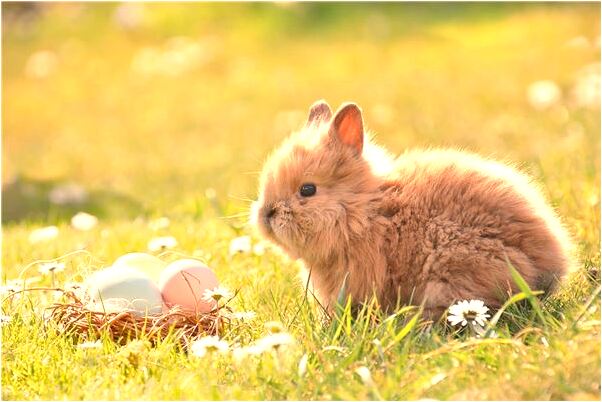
[252,100,576,317]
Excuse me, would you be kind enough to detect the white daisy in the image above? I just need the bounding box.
[0,315,12,327]
[572,64,600,108]
[229,235,251,255]
[28,226,59,244]
[0,281,22,296]
[255,332,295,351]
[298,353,309,377]
[77,340,102,350]
[447,299,491,327]
[24,50,58,79]
[38,262,66,275]
[147,236,178,252]
[202,286,233,303]
[230,310,257,321]
[527,80,561,110]
[71,212,98,231]
[354,366,374,386]
[190,336,229,357]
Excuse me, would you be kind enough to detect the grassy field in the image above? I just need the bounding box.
[2,3,600,400]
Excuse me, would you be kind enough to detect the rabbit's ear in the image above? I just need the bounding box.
[329,103,364,155]
[306,100,332,127]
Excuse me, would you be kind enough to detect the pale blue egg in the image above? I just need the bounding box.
[86,266,164,316]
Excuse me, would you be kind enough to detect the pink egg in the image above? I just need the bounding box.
[158,259,219,313]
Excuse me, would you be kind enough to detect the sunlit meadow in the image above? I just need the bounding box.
[2,3,600,400]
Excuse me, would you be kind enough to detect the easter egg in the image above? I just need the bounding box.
[85,266,164,316]
[112,252,167,283]
[158,259,218,313]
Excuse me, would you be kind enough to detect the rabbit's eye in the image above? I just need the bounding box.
[299,183,317,197]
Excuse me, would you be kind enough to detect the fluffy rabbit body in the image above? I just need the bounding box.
[253,101,574,316]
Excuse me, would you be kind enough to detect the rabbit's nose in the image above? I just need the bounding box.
[264,206,276,221]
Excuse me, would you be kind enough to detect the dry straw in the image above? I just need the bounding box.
[4,287,236,345]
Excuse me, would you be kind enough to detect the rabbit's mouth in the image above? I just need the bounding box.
[253,200,302,253]
[252,200,285,241]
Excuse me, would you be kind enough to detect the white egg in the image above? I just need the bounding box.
[112,252,167,282]
[85,266,164,316]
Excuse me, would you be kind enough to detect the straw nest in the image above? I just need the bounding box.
[9,287,236,345]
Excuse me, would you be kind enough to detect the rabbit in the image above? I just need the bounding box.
[252,100,575,318]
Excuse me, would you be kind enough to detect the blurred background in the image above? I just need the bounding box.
[2,2,600,231]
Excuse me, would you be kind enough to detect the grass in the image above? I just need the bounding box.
[2,3,600,400]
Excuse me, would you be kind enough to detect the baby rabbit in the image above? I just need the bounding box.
[252,100,575,317]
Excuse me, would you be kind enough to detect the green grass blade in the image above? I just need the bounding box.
[506,257,548,329]
[385,311,420,351]
[483,291,541,338]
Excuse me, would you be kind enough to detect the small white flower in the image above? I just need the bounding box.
[354,366,374,386]
[147,236,178,252]
[38,262,66,275]
[24,50,58,79]
[230,310,257,321]
[0,280,28,302]
[430,373,446,386]
[202,286,233,303]
[572,64,600,109]
[0,315,12,326]
[0,281,22,296]
[298,353,309,377]
[148,217,170,231]
[71,212,98,231]
[447,299,491,327]
[229,236,251,255]
[256,332,295,351]
[77,340,102,350]
[527,80,561,110]
[28,226,59,244]
[190,336,229,357]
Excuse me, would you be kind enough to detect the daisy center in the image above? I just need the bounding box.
[463,310,478,320]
